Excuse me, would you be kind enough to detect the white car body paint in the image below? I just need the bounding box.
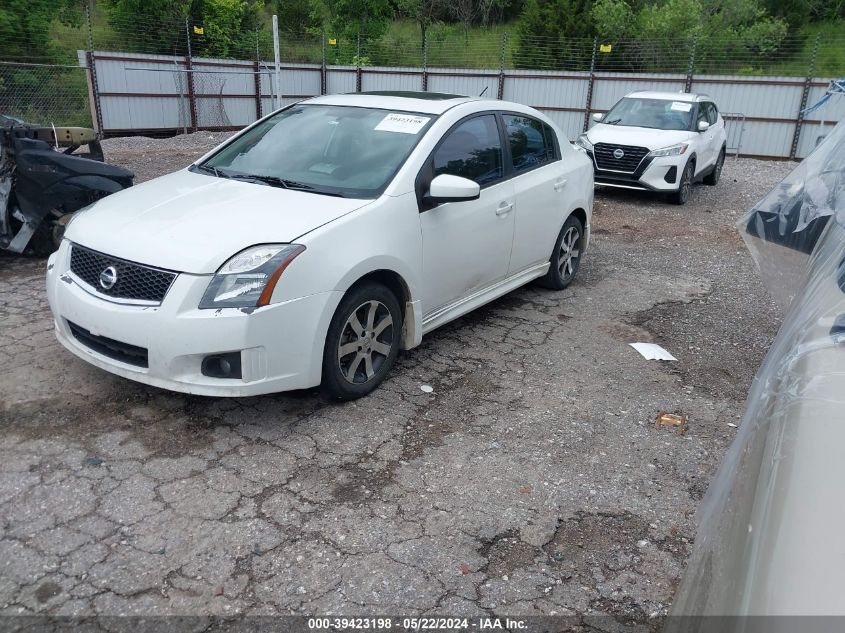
[46,94,593,396]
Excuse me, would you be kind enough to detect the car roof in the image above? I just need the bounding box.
[625,91,712,102]
[304,91,481,115]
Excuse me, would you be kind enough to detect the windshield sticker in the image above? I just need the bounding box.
[670,101,692,112]
[375,113,431,134]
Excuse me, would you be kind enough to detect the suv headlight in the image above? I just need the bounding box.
[648,143,689,157]
[575,134,593,152]
[199,244,305,309]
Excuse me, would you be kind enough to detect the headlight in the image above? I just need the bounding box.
[199,244,305,309]
[648,143,689,157]
[575,134,593,152]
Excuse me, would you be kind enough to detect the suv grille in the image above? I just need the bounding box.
[593,143,650,173]
[70,244,176,304]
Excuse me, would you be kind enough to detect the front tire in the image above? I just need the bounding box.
[538,214,584,290]
[703,148,725,186]
[321,282,403,400]
[670,160,694,205]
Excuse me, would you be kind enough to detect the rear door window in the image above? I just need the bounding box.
[503,114,557,173]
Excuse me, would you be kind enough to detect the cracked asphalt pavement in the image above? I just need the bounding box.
[0,138,793,628]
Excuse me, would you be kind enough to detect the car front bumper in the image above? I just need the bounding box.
[588,151,686,192]
[46,242,341,397]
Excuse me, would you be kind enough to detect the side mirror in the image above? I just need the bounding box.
[592,113,604,122]
[698,120,710,132]
[426,174,480,203]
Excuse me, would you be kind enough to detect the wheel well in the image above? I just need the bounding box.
[349,270,410,314]
[570,207,587,230]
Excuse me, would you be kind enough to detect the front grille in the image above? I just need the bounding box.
[593,143,650,173]
[67,321,149,368]
[70,244,176,304]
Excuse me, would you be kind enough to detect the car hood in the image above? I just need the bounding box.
[66,169,373,273]
[586,124,695,150]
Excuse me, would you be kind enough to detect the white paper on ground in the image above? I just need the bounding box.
[374,113,431,134]
[629,342,677,361]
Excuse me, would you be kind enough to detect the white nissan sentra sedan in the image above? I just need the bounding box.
[46,92,593,399]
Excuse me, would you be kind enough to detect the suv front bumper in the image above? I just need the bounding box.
[588,151,687,192]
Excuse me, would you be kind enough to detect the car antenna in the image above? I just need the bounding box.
[479,86,488,97]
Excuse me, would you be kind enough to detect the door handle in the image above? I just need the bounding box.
[496,202,513,216]
[554,178,567,192]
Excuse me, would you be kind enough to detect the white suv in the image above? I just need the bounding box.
[576,91,727,204]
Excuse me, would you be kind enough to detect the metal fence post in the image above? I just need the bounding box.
[84,1,103,135]
[684,36,697,93]
[272,14,281,110]
[497,33,508,100]
[790,33,821,160]
[185,18,198,132]
[583,37,597,132]
[356,32,363,92]
[422,34,428,92]
[321,33,327,95]
[254,30,262,119]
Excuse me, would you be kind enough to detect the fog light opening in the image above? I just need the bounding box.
[201,352,243,379]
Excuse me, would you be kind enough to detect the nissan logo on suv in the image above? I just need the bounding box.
[613,148,625,159]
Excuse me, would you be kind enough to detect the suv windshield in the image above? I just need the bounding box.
[602,97,694,131]
[198,104,436,198]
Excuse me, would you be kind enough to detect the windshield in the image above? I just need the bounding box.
[199,104,436,198]
[602,97,694,131]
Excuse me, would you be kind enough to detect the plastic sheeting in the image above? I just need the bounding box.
[667,117,845,627]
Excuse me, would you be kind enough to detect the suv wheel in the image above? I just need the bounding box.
[704,148,725,186]
[538,214,584,290]
[322,282,402,400]
[671,160,694,205]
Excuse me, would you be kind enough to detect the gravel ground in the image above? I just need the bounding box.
[0,135,793,627]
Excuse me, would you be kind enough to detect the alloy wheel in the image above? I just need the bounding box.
[337,300,394,384]
[558,226,581,279]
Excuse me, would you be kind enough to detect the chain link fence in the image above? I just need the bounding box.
[1,4,843,158]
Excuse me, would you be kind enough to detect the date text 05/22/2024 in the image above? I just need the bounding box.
[307,618,529,630]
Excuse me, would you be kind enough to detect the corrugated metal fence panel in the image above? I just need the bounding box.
[279,63,321,98]
[87,49,842,158]
[361,67,423,92]
[326,66,356,95]
[735,120,795,157]
[426,68,498,99]
[591,73,686,111]
[691,75,804,119]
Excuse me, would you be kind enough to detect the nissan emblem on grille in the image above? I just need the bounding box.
[99,266,118,290]
[70,244,177,304]
[613,148,625,159]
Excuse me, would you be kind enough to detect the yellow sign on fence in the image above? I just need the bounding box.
[193,25,204,35]
[328,38,337,45]
[599,43,612,53]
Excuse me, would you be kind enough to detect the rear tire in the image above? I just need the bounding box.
[321,282,403,400]
[703,148,725,186]
[538,214,584,290]
[670,160,694,205]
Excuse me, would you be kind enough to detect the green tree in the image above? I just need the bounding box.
[0,0,83,62]
[396,0,445,46]
[311,0,393,41]
[273,0,319,34]
[190,0,262,57]
[102,0,189,54]
[514,0,595,69]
